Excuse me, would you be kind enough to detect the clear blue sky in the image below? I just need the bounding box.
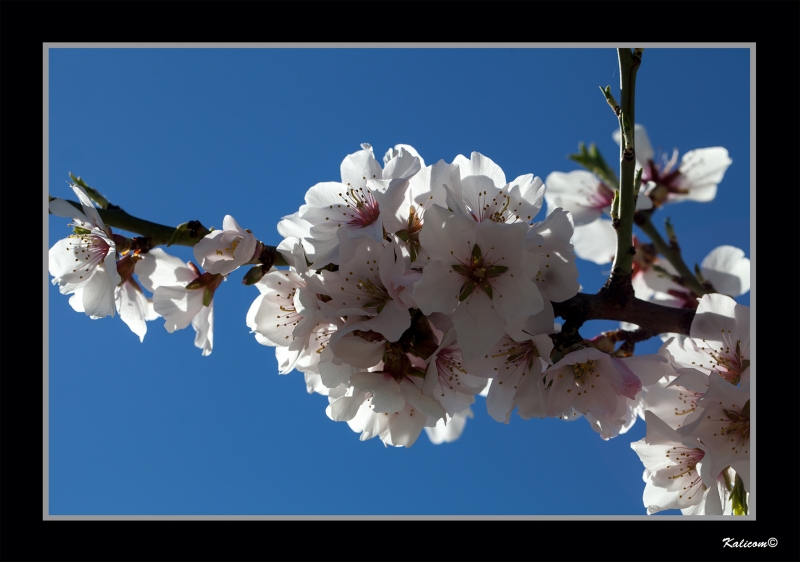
[47,47,750,516]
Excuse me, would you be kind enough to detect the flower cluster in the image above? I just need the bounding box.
[246,144,671,447]
[50,185,258,355]
[545,124,734,266]
[49,135,749,515]
[631,293,750,514]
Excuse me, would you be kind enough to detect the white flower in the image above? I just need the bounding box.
[288,143,421,269]
[446,152,545,225]
[422,329,488,418]
[631,411,722,515]
[412,205,543,362]
[541,347,654,438]
[685,293,750,387]
[613,124,732,207]
[306,235,412,343]
[49,184,120,318]
[525,208,580,303]
[632,245,750,306]
[543,169,650,265]
[135,248,220,356]
[463,333,553,423]
[246,267,327,374]
[370,159,461,263]
[677,373,750,493]
[193,215,257,276]
[326,369,446,448]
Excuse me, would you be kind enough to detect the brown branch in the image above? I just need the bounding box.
[552,292,695,337]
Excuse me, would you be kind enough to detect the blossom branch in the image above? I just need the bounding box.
[607,47,642,284]
[48,195,289,266]
[552,291,694,337]
[634,210,708,296]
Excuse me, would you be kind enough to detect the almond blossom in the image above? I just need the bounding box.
[193,215,257,276]
[412,205,543,362]
[613,124,732,207]
[49,184,120,318]
[284,143,421,269]
[677,373,750,493]
[672,294,751,388]
[631,411,723,514]
[632,245,750,307]
[136,248,221,356]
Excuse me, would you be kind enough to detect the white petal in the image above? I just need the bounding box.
[571,219,617,264]
[192,303,214,356]
[81,265,118,319]
[676,147,731,201]
[452,294,506,362]
[135,248,196,292]
[700,245,750,296]
[115,281,150,342]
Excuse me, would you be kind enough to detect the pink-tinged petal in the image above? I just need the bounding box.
[677,373,750,483]
[543,171,605,226]
[700,245,750,296]
[381,405,427,448]
[571,219,617,264]
[344,215,384,243]
[452,293,506,362]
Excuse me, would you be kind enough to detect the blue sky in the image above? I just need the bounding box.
[47,47,751,516]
